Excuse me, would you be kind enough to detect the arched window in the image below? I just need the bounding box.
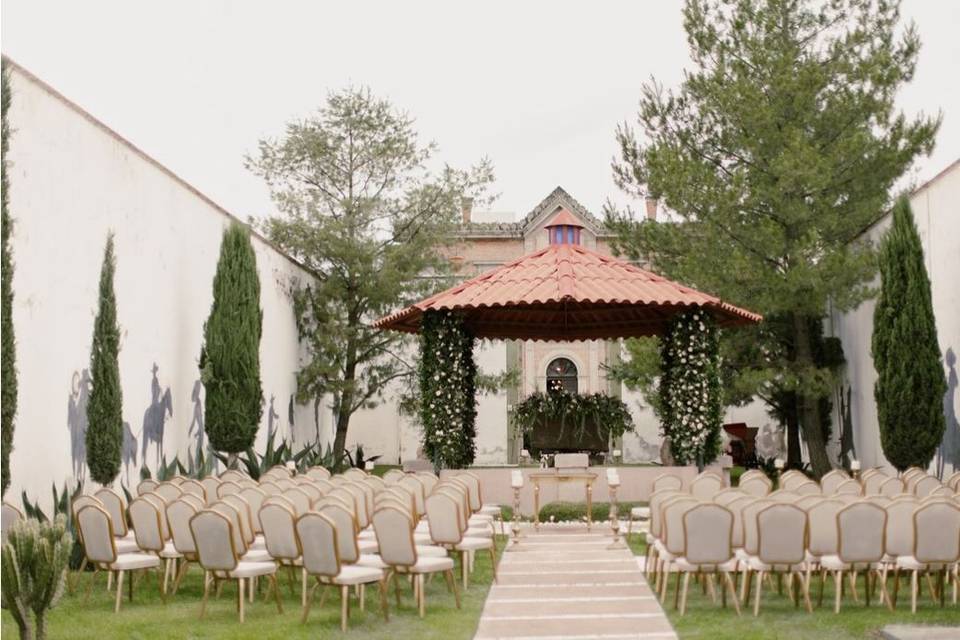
[546,357,578,395]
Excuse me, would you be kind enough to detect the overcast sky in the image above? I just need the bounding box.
[2,1,958,223]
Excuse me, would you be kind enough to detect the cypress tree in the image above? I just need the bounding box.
[872,197,946,471]
[86,234,123,486]
[1,62,17,496]
[200,223,263,461]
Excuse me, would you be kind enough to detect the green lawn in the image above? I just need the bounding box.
[622,533,959,639]
[2,538,503,640]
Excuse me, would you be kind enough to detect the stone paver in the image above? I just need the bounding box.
[474,526,677,640]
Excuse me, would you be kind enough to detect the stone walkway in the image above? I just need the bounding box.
[474,525,677,640]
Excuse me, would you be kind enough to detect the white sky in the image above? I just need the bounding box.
[2,1,958,223]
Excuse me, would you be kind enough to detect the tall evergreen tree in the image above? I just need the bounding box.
[607,0,939,477]
[86,234,123,486]
[1,62,17,496]
[200,223,263,463]
[872,197,945,471]
[247,87,493,467]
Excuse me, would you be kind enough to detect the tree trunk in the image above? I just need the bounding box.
[35,614,47,640]
[786,404,802,468]
[793,315,831,478]
[332,407,351,472]
[226,452,239,470]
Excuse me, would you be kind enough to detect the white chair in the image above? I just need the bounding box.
[674,503,741,615]
[136,479,159,496]
[372,505,459,618]
[199,477,220,505]
[259,502,304,604]
[166,499,201,593]
[656,495,698,603]
[739,474,772,497]
[297,512,388,629]
[76,504,164,612]
[863,472,890,495]
[793,481,821,496]
[94,487,131,538]
[219,469,248,483]
[690,473,724,499]
[306,466,332,481]
[743,503,811,615]
[190,510,282,622]
[179,479,206,502]
[216,480,243,498]
[153,482,184,503]
[457,472,502,518]
[820,501,889,612]
[129,496,182,594]
[779,470,807,490]
[877,477,905,497]
[803,499,844,606]
[382,469,406,484]
[209,502,271,564]
[895,500,960,612]
[426,492,497,589]
[221,494,265,551]
[652,473,684,493]
[239,487,268,534]
[913,476,942,498]
[833,480,862,496]
[819,470,850,495]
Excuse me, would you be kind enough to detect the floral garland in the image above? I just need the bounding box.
[511,390,635,444]
[418,310,477,469]
[659,308,722,466]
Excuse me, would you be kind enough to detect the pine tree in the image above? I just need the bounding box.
[86,234,123,486]
[1,62,18,496]
[200,223,263,461]
[872,197,946,471]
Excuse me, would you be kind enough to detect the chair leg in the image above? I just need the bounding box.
[238,578,245,623]
[753,570,764,616]
[911,570,918,613]
[84,568,99,604]
[817,569,826,608]
[834,571,843,614]
[799,571,812,613]
[674,567,683,610]
[114,570,125,613]
[341,585,350,631]
[378,578,390,622]
[462,550,469,589]
[679,572,690,615]
[162,559,170,595]
[893,568,901,609]
[724,572,741,616]
[302,568,308,608]
[849,571,859,604]
[740,567,750,603]
[448,569,461,609]
[271,574,284,614]
[489,547,498,583]
[301,580,319,624]
[173,560,189,595]
[199,572,211,619]
[417,575,426,619]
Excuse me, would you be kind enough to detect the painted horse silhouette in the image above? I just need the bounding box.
[141,364,173,469]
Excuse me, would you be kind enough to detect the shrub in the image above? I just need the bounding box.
[1,516,73,640]
[1,61,17,497]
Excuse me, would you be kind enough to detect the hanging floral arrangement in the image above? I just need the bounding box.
[659,307,722,466]
[510,390,635,444]
[418,310,477,469]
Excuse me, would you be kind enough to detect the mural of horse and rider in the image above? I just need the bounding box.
[66,362,299,486]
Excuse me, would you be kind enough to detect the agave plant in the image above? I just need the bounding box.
[1,516,73,640]
[19,482,84,570]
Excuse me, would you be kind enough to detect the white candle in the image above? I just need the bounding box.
[285,461,296,471]
[606,468,621,486]
[520,449,530,460]
[850,459,861,471]
[511,470,524,488]
[612,449,622,458]
[774,458,785,470]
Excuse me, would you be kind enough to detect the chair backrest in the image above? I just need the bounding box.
[434,486,470,531]
[297,512,341,577]
[200,477,220,505]
[833,480,862,496]
[154,482,183,503]
[863,472,889,495]
[190,510,239,572]
[713,489,746,506]
[649,489,683,538]
[306,466,331,481]
[326,488,358,521]
[913,475,942,497]
[416,472,440,494]
[239,487,268,533]
[426,492,463,545]
[343,468,367,481]
[140,493,171,539]
[316,502,361,563]
[793,481,821,496]
[259,502,301,562]
[739,469,767,483]
[129,497,165,553]
[796,495,823,510]
[166,500,199,555]
[257,481,282,495]
[690,473,723,499]
[756,504,806,565]
[217,481,243,498]
[274,479,296,491]
[877,477,904,497]
[137,479,159,496]
[340,483,370,528]
[93,488,128,537]
[382,469,406,484]
[652,473,683,493]
[179,493,205,510]
[219,469,247,483]
[742,499,773,555]
[662,496,698,555]
[221,495,255,544]
[683,504,734,565]
[945,471,960,491]
[372,506,417,567]
[453,474,483,511]
[884,498,919,558]
[363,475,386,492]
[179,479,206,502]
[806,500,843,557]
[296,483,322,503]
[739,474,772,497]
[837,502,885,563]
[768,490,800,503]
[726,496,753,548]
[209,502,247,554]
[779,470,806,489]
[819,470,849,495]
[913,501,960,563]
[76,504,117,564]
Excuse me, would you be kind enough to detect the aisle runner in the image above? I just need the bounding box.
[474,526,677,640]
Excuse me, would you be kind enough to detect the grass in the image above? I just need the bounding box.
[625,537,959,639]
[2,538,504,640]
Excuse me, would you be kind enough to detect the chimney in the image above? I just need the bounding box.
[461,197,474,223]
[644,196,658,221]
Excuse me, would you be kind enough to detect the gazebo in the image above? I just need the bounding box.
[376,210,761,339]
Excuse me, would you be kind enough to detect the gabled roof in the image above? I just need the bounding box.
[456,186,611,239]
[376,242,761,341]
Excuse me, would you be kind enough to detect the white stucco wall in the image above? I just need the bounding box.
[4,62,315,509]
[828,160,960,475]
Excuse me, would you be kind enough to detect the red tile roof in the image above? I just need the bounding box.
[376,243,762,341]
[544,208,584,228]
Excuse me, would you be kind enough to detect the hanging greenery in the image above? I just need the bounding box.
[511,390,634,444]
[659,308,722,466]
[1,62,17,497]
[418,310,477,469]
